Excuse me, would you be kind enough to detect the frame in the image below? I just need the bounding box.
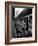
[5,1,37,45]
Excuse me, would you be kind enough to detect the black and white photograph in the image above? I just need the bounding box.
[11,7,32,38]
[5,2,37,44]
